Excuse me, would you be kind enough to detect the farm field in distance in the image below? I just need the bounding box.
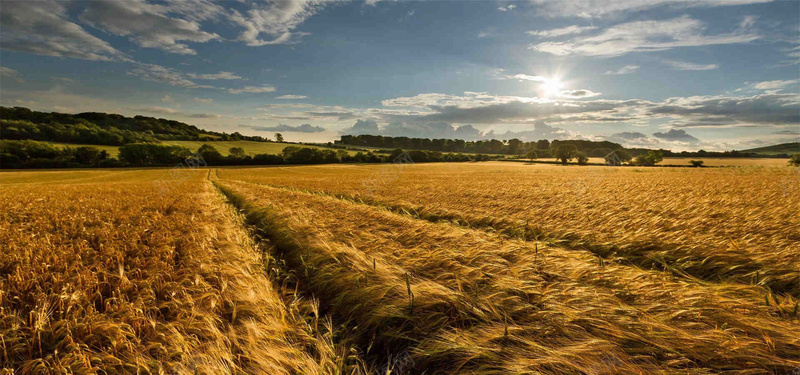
[45,140,367,158]
[2,161,799,374]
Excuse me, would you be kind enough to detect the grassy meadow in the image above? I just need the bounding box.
[2,161,799,374]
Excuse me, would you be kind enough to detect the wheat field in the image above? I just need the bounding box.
[2,162,799,374]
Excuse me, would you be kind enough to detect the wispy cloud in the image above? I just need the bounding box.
[497,4,517,12]
[665,60,719,70]
[508,74,548,82]
[80,0,219,55]
[530,0,772,19]
[531,16,758,57]
[128,64,213,89]
[229,0,329,46]
[227,85,277,94]
[527,25,597,38]
[0,1,126,61]
[604,65,639,75]
[186,71,243,80]
[0,67,24,82]
[752,79,799,90]
[245,123,325,133]
[275,94,308,99]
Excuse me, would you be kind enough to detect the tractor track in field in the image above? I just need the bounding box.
[215,173,800,301]
[209,172,800,373]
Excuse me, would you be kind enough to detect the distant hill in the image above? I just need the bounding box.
[0,106,268,146]
[741,142,800,155]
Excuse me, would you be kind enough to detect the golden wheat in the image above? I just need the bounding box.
[0,170,350,374]
[219,162,800,297]
[215,177,800,374]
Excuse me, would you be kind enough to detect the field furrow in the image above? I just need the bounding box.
[215,178,800,374]
[218,163,800,297]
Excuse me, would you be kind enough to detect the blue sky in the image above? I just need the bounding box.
[1,0,798,150]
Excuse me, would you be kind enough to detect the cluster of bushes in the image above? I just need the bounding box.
[0,140,124,169]
[790,153,800,167]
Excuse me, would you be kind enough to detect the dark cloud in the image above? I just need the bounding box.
[392,100,634,124]
[340,118,573,141]
[605,132,659,147]
[558,89,602,99]
[247,123,325,133]
[648,94,800,127]
[188,113,222,119]
[488,120,573,141]
[341,119,380,135]
[653,129,701,143]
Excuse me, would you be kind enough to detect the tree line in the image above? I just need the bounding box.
[337,134,626,156]
[0,140,498,169]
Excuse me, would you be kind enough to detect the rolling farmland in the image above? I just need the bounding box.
[2,162,799,374]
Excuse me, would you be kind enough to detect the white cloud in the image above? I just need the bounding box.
[531,0,772,19]
[80,0,219,55]
[605,132,659,147]
[128,64,213,89]
[604,65,639,75]
[138,106,178,115]
[0,1,125,61]
[192,97,214,103]
[227,85,277,94]
[752,79,799,90]
[161,94,175,103]
[509,74,548,82]
[186,71,243,80]
[531,16,758,57]
[477,28,499,38]
[276,94,308,99]
[526,25,597,38]
[497,4,517,12]
[0,67,23,82]
[665,60,719,70]
[229,0,330,46]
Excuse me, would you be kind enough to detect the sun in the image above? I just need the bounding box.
[541,77,563,97]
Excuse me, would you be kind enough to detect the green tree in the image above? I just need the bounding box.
[605,150,632,166]
[229,147,246,158]
[390,148,405,160]
[789,153,800,167]
[554,144,578,164]
[576,151,589,165]
[634,150,664,166]
[525,149,538,162]
[689,160,704,167]
[275,133,284,143]
[507,138,522,155]
[197,144,223,164]
[118,143,191,166]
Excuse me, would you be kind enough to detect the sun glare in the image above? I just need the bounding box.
[541,77,563,97]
